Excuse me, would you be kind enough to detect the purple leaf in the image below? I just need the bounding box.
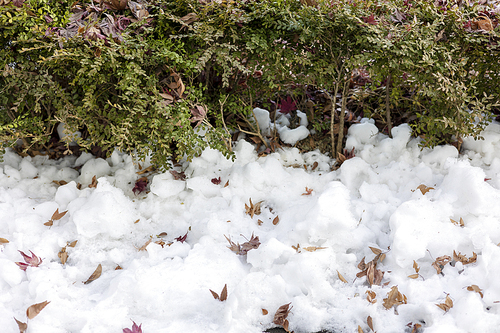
[211,177,221,185]
[278,96,296,115]
[175,232,188,243]
[133,178,148,195]
[16,251,42,271]
[123,321,142,333]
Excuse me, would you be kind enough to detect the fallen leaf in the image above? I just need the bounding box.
[132,177,148,195]
[432,255,451,274]
[44,220,53,227]
[245,198,263,218]
[436,294,453,312]
[137,165,155,175]
[380,253,386,262]
[88,175,98,188]
[224,233,260,255]
[51,208,67,221]
[175,232,188,243]
[137,239,152,251]
[383,286,407,309]
[115,265,122,270]
[453,250,477,265]
[467,285,484,298]
[211,177,222,185]
[416,184,434,195]
[123,320,142,333]
[52,180,68,186]
[369,247,382,255]
[292,244,300,252]
[257,219,263,226]
[14,318,27,333]
[367,316,374,331]
[68,240,78,247]
[303,246,327,252]
[273,216,280,225]
[408,274,419,279]
[302,187,313,195]
[413,260,420,273]
[358,325,364,333]
[220,284,228,301]
[26,300,50,319]
[16,250,43,271]
[366,290,377,304]
[224,180,229,187]
[0,237,9,244]
[450,217,465,227]
[84,264,102,284]
[273,302,292,327]
[311,161,319,171]
[262,308,268,315]
[58,247,68,265]
[337,270,348,283]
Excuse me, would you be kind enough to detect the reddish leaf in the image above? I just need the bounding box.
[190,105,207,127]
[273,303,292,326]
[211,177,222,185]
[133,177,148,195]
[362,14,378,25]
[278,96,297,115]
[123,321,142,333]
[169,170,186,180]
[16,251,42,271]
[175,232,188,243]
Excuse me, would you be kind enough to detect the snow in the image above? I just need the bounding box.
[2,121,500,332]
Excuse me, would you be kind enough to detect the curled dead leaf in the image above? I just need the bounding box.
[89,175,98,188]
[416,184,434,195]
[209,284,228,301]
[262,308,268,315]
[436,294,453,312]
[383,286,407,310]
[453,250,477,265]
[84,264,102,284]
[366,290,377,304]
[450,217,465,227]
[302,187,313,195]
[245,198,262,218]
[367,316,374,331]
[467,285,484,298]
[26,301,50,319]
[58,247,68,265]
[273,303,292,327]
[432,255,451,274]
[358,325,364,333]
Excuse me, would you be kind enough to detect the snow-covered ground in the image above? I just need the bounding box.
[2,119,500,333]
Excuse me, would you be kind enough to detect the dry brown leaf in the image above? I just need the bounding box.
[453,250,477,265]
[337,270,348,283]
[115,265,122,270]
[262,308,268,315]
[26,300,50,319]
[369,247,382,255]
[273,216,280,225]
[358,325,364,333]
[84,264,102,284]
[436,294,453,312]
[302,187,313,195]
[134,219,140,224]
[137,239,152,251]
[367,316,374,332]
[379,253,386,262]
[224,180,229,187]
[68,240,78,247]
[220,284,228,301]
[257,219,263,226]
[416,184,434,195]
[311,161,319,171]
[52,180,68,186]
[432,255,451,274]
[303,246,327,252]
[292,244,300,252]
[137,166,155,175]
[210,289,220,300]
[450,217,465,227]
[383,286,407,309]
[14,318,27,333]
[245,199,262,218]
[413,260,420,273]
[408,274,419,279]
[52,208,68,221]
[467,285,484,298]
[273,303,292,327]
[0,237,9,244]
[58,247,68,265]
[366,290,377,304]
[89,175,98,188]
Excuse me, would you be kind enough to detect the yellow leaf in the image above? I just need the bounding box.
[0,237,10,244]
[358,325,364,333]
[337,270,348,283]
[26,301,50,319]
[408,274,419,279]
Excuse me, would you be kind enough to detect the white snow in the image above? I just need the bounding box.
[2,121,500,332]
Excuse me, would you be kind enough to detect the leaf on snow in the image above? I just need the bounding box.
[416,184,434,195]
[467,285,484,298]
[26,300,50,319]
[58,247,68,265]
[210,284,228,302]
[273,302,292,329]
[137,238,152,251]
[123,320,142,333]
[383,286,407,310]
[84,264,102,284]
[0,237,9,244]
[16,250,42,271]
[302,187,313,195]
[453,250,477,265]
[68,240,78,247]
[14,317,27,333]
[367,316,374,332]
[245,198,263,218]
[262,308,268,315]
[436,294,453,312]
[45,208,68,226]
[224,234,260,255]
[366,290,377,304]
[132,177,148,195]
[211,177,222,185]
[369,247,382,255]
[303,246,327,252]
[175,231,188,243]
[432,255,451,274]
[450,217,465,227]
[272,216,280,225]
[337,270,348,283]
